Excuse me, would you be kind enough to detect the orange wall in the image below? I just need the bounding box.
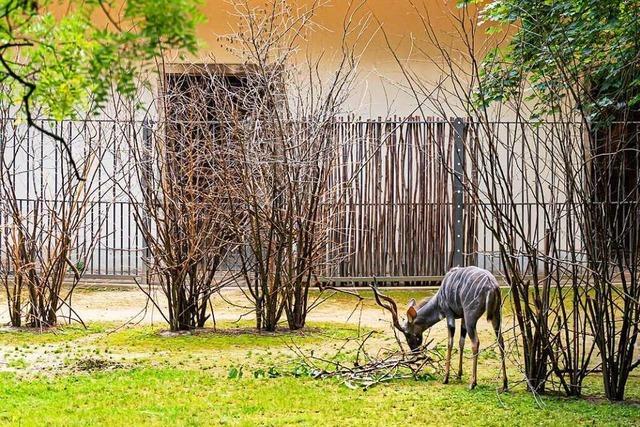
[191,1,470,60]
[51,1,499,116]
[180,1,496,116]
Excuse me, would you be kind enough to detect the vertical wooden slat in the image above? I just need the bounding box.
[324,117,460,284]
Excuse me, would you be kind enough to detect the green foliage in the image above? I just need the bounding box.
[250,366,281,379]
[0,0,203,120]
[291,363,311,377]
[227,366,243,379]
[475,0,640,121]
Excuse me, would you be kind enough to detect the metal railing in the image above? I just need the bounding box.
[1,116,634,285]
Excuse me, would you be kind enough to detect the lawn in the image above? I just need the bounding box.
[0,289,638,426]
[3,367,639,426]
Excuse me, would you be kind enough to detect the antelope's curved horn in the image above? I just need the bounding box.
[370,284,403,331]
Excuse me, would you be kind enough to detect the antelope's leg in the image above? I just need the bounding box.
[467,323,479,390]
[443,317,455,384]
[457,318,467,380]
[492,314,508,391]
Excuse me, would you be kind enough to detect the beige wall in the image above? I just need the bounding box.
[169,1,494,117]
[50,1,495,117]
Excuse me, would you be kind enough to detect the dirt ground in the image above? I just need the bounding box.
[0,284,553,351]
[37,285,450,331]
[0,285,463,374]
[3,285,639,360]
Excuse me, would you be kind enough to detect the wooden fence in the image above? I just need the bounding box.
[322,117,475,284]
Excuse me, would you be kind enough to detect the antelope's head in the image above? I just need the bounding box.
[370,285,423,352]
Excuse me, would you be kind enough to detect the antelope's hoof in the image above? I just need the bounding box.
[443,377,449,385]
[468,382,477,390]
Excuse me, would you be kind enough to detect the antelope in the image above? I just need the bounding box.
[371,266,508,391]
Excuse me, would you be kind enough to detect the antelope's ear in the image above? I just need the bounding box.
[407,299,417,322]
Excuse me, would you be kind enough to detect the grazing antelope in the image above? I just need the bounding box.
[371,266,508,390]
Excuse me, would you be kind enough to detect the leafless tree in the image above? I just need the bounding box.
[385,2,640,400]
[211,0,369,331]
[0,106,113,328]
[119,73,239,332]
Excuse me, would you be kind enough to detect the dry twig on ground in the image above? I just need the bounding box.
[290,333,442,389]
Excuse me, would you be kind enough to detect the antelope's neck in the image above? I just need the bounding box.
[415,296,444,332]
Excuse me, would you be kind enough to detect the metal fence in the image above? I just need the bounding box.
[2,117,630,284]
[0,119,144,278]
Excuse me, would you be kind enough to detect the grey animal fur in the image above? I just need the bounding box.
[372,266,508,390]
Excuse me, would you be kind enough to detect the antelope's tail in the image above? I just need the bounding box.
[485,287,501,322]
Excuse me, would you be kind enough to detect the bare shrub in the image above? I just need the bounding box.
[387,2,640,400]
[120,77,239,332]
[0,113,112,328]
[211,0,368,331]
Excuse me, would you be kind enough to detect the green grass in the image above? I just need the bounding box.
[99,321,366,352]
[0,368,638,426]
[310,288,438,307]
[0,323,110,346]
[0,318,639,426]
[315,288,588,319]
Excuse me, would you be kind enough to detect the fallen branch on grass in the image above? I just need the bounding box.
[289,333,443,390]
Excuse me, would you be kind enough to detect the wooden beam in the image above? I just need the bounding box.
[318,275,444,283]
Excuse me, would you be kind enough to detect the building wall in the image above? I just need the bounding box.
[45,1,495,118]
[163,0,493,117]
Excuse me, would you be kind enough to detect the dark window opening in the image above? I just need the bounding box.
[160,65,256,196]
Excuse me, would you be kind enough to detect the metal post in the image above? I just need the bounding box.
[452,118,466,267]
[141,119,153,283]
